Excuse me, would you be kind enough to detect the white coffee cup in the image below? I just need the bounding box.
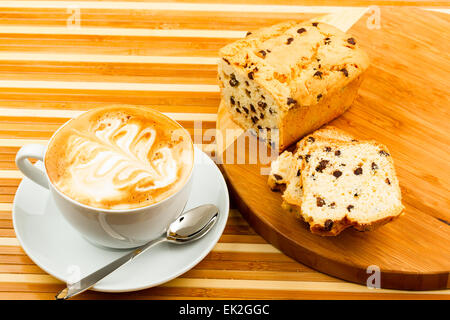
[15,113,194,249]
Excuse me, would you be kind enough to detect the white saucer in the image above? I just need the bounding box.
[12,147,229,293]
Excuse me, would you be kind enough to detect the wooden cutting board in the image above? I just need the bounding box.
[217,7,450,290]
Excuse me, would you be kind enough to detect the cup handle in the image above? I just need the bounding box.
[15,144,48,189]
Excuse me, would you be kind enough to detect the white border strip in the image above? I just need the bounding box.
[0,2,362,13]
[0,139,47,147]
[0,53,218,65]
[0,80,220,92]
[425,8,450,14]
[0,203,13,211]
[0,140,211,153]
[0,170,22,179]
[0,108,217,121]
[0,26,245,39]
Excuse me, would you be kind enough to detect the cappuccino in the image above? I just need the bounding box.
[45,106,194,210]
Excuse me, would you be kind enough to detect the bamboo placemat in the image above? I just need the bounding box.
[0,1,449,299]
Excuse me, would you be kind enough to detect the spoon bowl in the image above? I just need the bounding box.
[167,204,219,243]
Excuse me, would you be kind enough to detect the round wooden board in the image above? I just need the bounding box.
[217,8,450,291]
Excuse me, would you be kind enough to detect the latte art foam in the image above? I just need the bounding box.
[45,107,193,210]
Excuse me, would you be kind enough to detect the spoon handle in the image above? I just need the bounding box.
[55,236,166,300]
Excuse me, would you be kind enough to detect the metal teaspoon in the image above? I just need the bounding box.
[55,204,219,299]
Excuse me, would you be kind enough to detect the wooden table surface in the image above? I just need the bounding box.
[0,1,449,300]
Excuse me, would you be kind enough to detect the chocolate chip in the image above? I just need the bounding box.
[307,136,315,143]
[246,31,252,37]
[259,50,266,58]
[229,74,239,87]
[268,109,273,114]
[347,37,356,45]
[273,174,283,180]
[248,72,254,80]
[229,78,239,87]
[333,170,342,178]
[245,81,249,86]
[230,96,235,105]
[312,22,319,27]
[324,146,331,152]
[287,97,297,105]
[235,108,241,114]
[261,94,265,99]
[305,154,311,162]
[245,89,251,98]
[250,104,256,112]
[385,178,391,185]
[313,71,323,79]
[297,169,301,176]
[347,205,354,212]
[258,101,267,109]
[251,116,258,124]
[317,93,323,101]
[297,28,307,34]
[242,106,249,114]
[335,150,341,156]
[329,202,336,209]
[257,125,262,130]
[286,37,294,45]
[316,197,326,207]
[371,162,378,170]
[324,219,334,231]
[379,150,390,156]
[340,68,349,77]
[354,167,363,175]
[222,58,230,65]
[316,160,329,173]
[354,193,358,197]
[324,37,331,45]
[260,113,264,119]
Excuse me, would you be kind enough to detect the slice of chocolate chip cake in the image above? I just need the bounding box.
[218,21,369,150]
[298,141,404,236]
[268,126,353,191]
[280,127,354,216]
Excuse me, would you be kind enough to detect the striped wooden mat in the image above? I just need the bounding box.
[0,1,449,299]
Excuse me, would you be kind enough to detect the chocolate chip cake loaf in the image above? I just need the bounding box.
[218,21,370,150]
[269,126,404,236]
